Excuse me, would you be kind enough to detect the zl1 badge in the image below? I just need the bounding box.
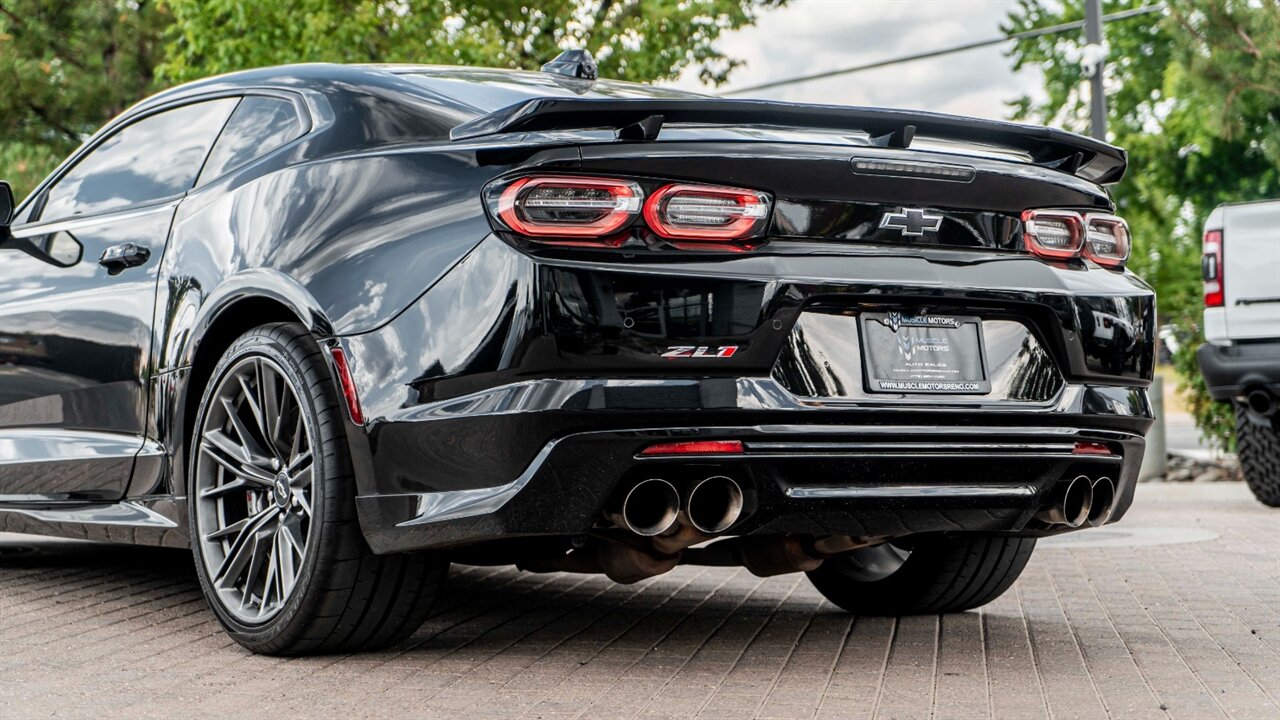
[661,345,739,359]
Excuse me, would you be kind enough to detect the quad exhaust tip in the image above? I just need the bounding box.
[1086,476,1116,527]
[685,475,744,534]
[1036,474,1093,528]
[615,478,680,536]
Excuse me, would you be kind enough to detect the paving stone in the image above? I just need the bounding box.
[1,484,1277,719]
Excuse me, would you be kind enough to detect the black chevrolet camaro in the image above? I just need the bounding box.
[0,52,1154,655]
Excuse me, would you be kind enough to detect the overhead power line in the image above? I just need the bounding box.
[720,3,1165,96]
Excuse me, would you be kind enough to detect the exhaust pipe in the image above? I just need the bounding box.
[1086,476,1116,527]
[607,479,679,537]
[1035,475,1093,528]
[684,475,744,534]
[650,475,745,555]
[1246,389,1277,417]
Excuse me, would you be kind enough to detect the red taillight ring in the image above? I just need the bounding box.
[643,183,770,241]
[1022,209,1085,259]
[496,176,642,237]
[1083,213,1131,268]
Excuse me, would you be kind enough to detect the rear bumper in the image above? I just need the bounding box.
[1197,341,1280,402]
[342,237,1155,553]
[353,377,1150,553]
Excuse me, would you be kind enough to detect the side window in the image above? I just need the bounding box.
[198,96,305,184]
[39,98,239,222]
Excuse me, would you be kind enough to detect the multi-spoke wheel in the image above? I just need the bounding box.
[806,536,1036,615]
[189,322,447,655]
[195,355,314,623]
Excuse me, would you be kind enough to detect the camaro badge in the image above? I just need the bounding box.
[879,208,944,237]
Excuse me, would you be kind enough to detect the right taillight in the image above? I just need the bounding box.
[1083,213,1131,268]
[1203,229,1224,307]
[1022,209,1130,269]
[495,176,642,238]
[1022,209,1084,259]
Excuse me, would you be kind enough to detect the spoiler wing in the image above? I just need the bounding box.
[449,97,1126,185]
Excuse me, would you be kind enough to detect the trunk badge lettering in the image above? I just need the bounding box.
[661,345,739,359]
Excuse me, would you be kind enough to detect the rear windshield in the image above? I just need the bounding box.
[399,68,704,113]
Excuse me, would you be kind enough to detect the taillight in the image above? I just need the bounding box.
[496,176,641,238]
[1083,213,1131,268]
[643,183,770,241]
[1203,229,1224,307]
[1022,210,1084,259]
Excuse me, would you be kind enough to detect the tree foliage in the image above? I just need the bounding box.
[0,0,171,196]
[1,0,783,199]
[1006,0,1280,449]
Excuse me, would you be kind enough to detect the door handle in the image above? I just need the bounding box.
[99,242,151,275]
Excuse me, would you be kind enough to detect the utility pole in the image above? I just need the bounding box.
[1084,0,1108,140]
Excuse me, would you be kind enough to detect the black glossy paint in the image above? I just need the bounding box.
[0,63,1154,553]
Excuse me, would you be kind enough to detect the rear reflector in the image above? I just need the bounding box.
[1083,213,1130,268]
[496,176,641,237]
[1022,209,1084,259]
[639,440,745,456]
[330,346,364,425]
[1073,441,1114,456]
[1202,229,1224,308]
[643,184,770,241]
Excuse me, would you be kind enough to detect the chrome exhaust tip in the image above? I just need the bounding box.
[1035,475,1093,528]
[685,475,744,534]
[1086,476,1116,527]
[614,479,680,537]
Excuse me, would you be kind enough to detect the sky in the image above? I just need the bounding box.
[664,0,1051,121]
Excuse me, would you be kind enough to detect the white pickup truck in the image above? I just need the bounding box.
[1197,199,1280,505]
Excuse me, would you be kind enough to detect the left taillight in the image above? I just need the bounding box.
[495,176,642,238]
[643,184,771,242]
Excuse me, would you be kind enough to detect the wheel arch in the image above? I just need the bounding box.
[168,271,337,499]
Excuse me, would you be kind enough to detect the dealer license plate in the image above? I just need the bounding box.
[860,312,991,394]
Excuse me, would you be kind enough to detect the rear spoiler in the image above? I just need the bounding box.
[449,98,1127,185]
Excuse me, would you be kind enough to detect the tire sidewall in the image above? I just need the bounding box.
[187,326,341,644]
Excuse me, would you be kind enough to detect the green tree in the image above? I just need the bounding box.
[0,0,171,198]
[1,0,783,200]
[1006,0,1280,449]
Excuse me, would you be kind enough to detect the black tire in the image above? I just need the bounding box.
[1236,404,1280,507]
[807,535,1035,615]
[188,322,447,655]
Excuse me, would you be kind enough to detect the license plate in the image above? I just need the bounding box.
[860,312,991,394]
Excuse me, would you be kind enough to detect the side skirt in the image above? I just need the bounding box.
[0,497,189,549]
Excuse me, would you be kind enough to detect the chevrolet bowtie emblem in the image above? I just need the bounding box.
[879,208,944,237]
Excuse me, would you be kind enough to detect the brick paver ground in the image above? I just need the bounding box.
[1,483,1277,720]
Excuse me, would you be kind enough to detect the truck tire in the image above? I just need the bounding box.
[807,536,1035,615]
[1237,404,1280,507]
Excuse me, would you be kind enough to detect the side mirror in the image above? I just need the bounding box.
[0,182,13,242]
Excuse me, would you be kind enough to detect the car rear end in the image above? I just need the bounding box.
[340,93,1156,572]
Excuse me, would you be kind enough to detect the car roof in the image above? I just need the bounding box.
[140,62,706,117]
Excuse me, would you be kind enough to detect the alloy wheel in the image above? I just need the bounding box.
[194,355,314,624]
